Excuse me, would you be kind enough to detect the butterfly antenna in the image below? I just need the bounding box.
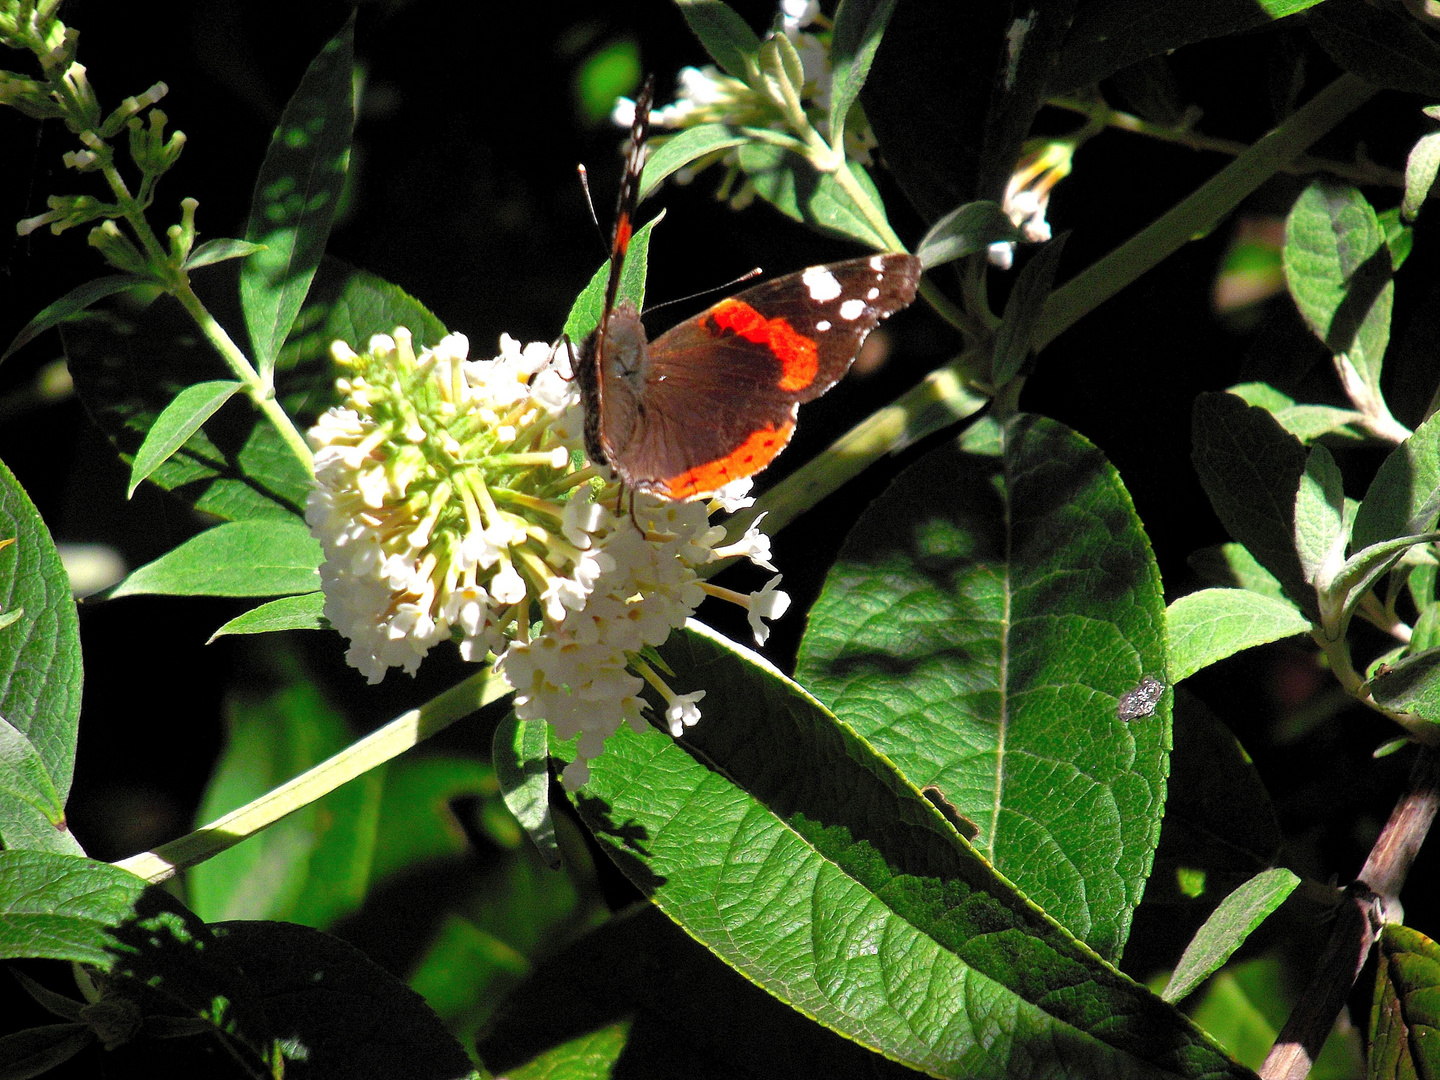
[642,266,763,318]
[576,164,608,257]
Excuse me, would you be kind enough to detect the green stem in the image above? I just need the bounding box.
[170,280,314,472]
[112,668,511,883]
[1033,73,1378,352]
[1048,95,1405,190]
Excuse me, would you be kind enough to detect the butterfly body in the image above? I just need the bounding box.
[577,78,921,502]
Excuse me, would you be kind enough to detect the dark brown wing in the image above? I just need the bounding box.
[610,253,921,499]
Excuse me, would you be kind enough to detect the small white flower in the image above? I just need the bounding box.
[713,512,777,571]
[748,575,792,645]
[664,690,707,737]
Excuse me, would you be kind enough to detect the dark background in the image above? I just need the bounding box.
[1,0,1436,1066]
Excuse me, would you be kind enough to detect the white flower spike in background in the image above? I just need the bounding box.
[306,327,788,787]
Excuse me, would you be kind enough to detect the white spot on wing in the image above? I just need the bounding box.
[815,319,831,331]
[869,255,885,271]
[866,287,880,300]
[839,299,866,321]
[802,265,842,302]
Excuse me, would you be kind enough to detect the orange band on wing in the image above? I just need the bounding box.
[709,299,818,392]
[661,420,795,500]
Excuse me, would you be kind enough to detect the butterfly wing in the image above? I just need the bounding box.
[610,253,921,499]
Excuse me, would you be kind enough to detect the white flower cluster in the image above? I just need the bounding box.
[612,0,877,205]
[306,329,787,788]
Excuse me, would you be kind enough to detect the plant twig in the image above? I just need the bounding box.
[111,668,511,883]
[1260,747,1440,1080]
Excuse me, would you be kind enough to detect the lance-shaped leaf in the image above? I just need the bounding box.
[1404,120,1440,221]
[1191,393,1312,616]
[493,713,559,869]
[560,624,1249,1078]
[208,591,326,641]
[640,125,747,201]
[1188,542,1290,601]
[0,275,145,364]
[1167,589,1312,683]
[1050,0,1324,94]
[1371,924,1440,1078]
[1310,0,1440,99]
[563,217,658,346]
[1284,182,1392,394]
[798,415,1168,963]
[110,519,321,599]
[1353,408,1440,553]
[241,14,356,378]
[184,238,264,271]
[1294,444,1348,588]
[827,0,900,152]
[1370,646,1440,725]
[127,380,243,497]
[916,200,1019,269]
[1162,868,1301,1003]
[675,0,761,79]
[991,234,1067,384]
[0,459,83,855]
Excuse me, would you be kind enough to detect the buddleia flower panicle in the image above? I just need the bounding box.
[306,328,788,788]
[611,0,877,207]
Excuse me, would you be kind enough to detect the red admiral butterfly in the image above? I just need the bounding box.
[576,77,922,501]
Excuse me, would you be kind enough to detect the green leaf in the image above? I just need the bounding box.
[370,755,500,885]
[1294,444,1348,587]
[1284,182,1392,393]
[1404,128,1440,221]
[110,519,321,599]
[1223,382,1368,444]
[0,1023,93,1076]
[210,921,479,1079]
[1369,646,1440,725]
[639,125,747,201]
[560,625,1247,1078]
[1162,869,1301,1004]
[1371,924,1440,1079]
[127,380,243,497]
[674,0,761,79]
[0,851,146,966]
[317,262,449,352]
[208,591,326,641]
[797,416,1169,962]
[1188,543,1290,602]
[915,200,1020,269]
[827,0,900,152]
[0,275,146,364]
[1050,0,1324,94]
[0,459,83,855]
[241,14,356,378]
[490,1022,629,1080]
[1309,0,1440,98]
[493,713,559,870]
[0,716,64,827]
[563,215,659,346]
[807,165,890,248]
[1150,691,1282,910]
[187,680,381,928]
[1166,589,1312,683]
[1353,409,1440,553]
[1191,392,1313,615]
[183,238,264,270]
[408,914,528,1029]
[991,234,1067,384]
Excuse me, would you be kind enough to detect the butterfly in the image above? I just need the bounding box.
[575,76,922,502]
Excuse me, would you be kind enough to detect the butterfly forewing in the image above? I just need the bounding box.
[607,252,922,499]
